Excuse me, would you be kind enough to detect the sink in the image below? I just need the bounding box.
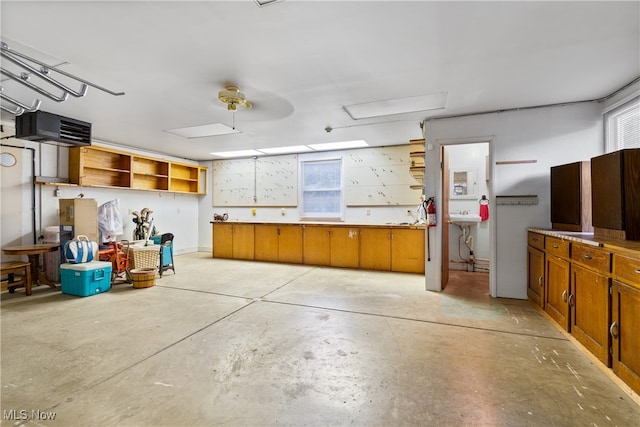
[449,213,482,225]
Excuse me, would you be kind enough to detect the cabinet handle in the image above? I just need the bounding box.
[635,269,640,274]
[609,322,618,339]
[561,290,568,303]
[538,276,543,287]
[553,244,559,249]
[568,294,575,307]
[583,254,592,260]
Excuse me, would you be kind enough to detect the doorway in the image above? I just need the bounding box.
[441,142,491,294]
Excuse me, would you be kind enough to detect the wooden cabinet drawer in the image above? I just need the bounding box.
[528,232,544,251]
[571,242,612,273]
[546,236,570,259]
[613,253,640,288]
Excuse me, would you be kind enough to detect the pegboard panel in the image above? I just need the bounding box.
[213,155,298,206]
[345,145,419,206]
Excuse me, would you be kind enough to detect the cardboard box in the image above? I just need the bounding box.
[60,261,112,297]
[58,198,98,242]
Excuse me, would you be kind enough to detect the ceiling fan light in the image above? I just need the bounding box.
[218,85,251,110]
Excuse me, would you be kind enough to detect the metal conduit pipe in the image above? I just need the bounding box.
[421,76,640,124]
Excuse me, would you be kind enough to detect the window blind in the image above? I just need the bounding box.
[605,95,640,152]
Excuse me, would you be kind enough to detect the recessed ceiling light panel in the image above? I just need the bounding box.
[259,145,313,155]
[164,123,238,138]
[210,150,264,158]
[344,92,447,120]
[308,140,369,151]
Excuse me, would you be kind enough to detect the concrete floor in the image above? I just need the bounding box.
[1,252,639,427]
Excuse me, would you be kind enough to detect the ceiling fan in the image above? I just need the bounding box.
[217,85,252,111]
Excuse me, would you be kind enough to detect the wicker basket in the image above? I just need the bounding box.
[129,246,159,270]
[130,268,157,288]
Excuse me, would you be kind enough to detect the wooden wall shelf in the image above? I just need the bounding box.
[68,146,207,194]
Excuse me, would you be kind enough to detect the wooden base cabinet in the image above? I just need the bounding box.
[391,228,425,273]
[302,225,331,266]
[545,254,571,330]
[360,228,391,271]
[570,263,611,367]
[527,232,545,308]
[528,229,640,394]
[544,236,571,330]
[330,227,360,269]
[212,223,254,260]
[611,281,640,394]
[213,223,425,274]
[255,224,303,264]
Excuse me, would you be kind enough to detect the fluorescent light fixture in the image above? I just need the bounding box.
[210,150,264,158]
[344,92,447,119]
[164,123,238,138]
[308,140,368,151]
[259,145,313,155]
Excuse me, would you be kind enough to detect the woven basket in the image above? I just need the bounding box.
[130,268,157,288]
[130,246,159,270]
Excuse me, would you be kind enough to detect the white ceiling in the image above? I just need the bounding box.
[1,1,638,161]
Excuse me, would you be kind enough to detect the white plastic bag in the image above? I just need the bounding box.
[98,199,124,243]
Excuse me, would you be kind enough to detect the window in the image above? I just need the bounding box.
[604,95,639,152]
[300,158,343,219]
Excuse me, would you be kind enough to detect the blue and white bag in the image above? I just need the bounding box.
[64,235,98,264]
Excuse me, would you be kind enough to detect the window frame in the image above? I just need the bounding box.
[604,94,639,153]
[298,156,344,221]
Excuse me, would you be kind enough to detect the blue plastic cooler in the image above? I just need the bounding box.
[60,261,112,297]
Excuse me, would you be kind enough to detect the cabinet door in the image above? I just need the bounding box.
[611,280,640,394]
[278,225,303,264]
[232,224,255,260]
[391,228,425,273]
[571,264,611,366]
[527,246,545,308]
[545,255,571,330]
[254,225,279,262]
[360,228,391,271]
[212,223,233,259]
[330,227,360,269]
[303,226,331,266]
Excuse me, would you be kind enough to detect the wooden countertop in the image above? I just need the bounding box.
[211,220,426,230]
[529,228,640,254]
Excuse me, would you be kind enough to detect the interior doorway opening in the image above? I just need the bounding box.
[441,142,491,294]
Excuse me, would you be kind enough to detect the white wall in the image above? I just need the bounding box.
[424,102,604,298]
[0,128,205,256]
[197,146,426,254]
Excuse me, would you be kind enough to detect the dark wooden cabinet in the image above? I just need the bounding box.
[527,232,545,308]
[591,148,640,240]
[544,236,571,330]
[528,229,640,394]
[570,263,611,366]
[550,161,592,232]
[611,280,640,394]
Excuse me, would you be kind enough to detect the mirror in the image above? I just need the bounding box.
[450,168,477,199]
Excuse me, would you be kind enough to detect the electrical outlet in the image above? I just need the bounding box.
[407,210,412,216]
[366,209,371,216]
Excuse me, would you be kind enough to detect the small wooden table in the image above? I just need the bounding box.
[2,243,60,292]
